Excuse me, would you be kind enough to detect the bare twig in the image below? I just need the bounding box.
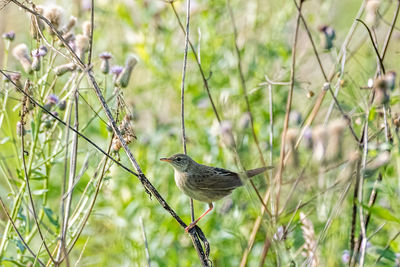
[140,217,151,267]
[275,0,303,217]
[0,197,45,267]
[19,82,56,264]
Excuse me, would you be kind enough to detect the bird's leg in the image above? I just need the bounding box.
[185,203,214,233]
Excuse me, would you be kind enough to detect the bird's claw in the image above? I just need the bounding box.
[185,222,197,233]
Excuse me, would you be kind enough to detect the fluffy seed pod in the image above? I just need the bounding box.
[99,52,112,74]
[75,34,89,62]
[82,21,92,37]
[325,119,347,161]
[43,5,64,34]
[285,128,299,167]
[54,63,76,76]
[116,55,138,88]
[62,16,77,34]
[312,125,328,163]
[366,0,380,27]
[12,44,32,73]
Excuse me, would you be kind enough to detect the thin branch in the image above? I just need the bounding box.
[0,197,45,267]
[87,0,95,65]
[380,0,400,61]
[356,19,385,75]
[275,0,303,217]
[19,82,56,264]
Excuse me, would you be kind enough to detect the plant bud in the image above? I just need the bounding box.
[75,34,89,62]
[82,21,92,37]
[318,25,335,50]
[62,16,77,34]
[12,44,32,73]
[312,125,328,163]
[43,5,64,35]
[58,100,66,111]
[31,49,42,71]
[326,119,347,161]
[286,128,299,167]
[2,31,15,41]
[99,52,112,74]
[116,55,138,88]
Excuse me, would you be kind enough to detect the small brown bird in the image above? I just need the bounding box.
[160,153,270,232]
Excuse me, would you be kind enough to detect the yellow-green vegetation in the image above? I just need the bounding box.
[0,0,400,266]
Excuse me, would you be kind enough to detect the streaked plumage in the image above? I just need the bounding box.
[160,153,270,232]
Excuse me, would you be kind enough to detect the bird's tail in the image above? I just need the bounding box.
[245,166,273,178]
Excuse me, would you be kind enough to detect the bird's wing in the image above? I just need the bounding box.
[188,166,243,191]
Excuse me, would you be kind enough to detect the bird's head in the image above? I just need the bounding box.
[160,153,193,172]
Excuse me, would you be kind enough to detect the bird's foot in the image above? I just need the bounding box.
[185,222,198,233]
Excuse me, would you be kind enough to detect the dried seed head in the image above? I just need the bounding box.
[43,5,64,33]
[2,31,15,41]
[61,32,75,47]
[54,63,76,76]
[312,125,328,163]
[75,34,89,61]
[326,119,347,161]
[286,128,299,167]
[116,55,138,88]
[300,212,319,267]
[30,6,45,39]
[63,16,77,33]
[366,0,380,26]
[12,44,32,73]
[111,115,137,151]
[82,21,92,37]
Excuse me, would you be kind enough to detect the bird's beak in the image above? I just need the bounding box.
[160,157,172,162]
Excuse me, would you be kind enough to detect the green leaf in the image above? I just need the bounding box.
[364,205,400,223]
[44,207,59,228]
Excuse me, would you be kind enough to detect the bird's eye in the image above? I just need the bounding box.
[176,157,181,161]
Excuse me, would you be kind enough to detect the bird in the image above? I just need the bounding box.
[160,153,271,232]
